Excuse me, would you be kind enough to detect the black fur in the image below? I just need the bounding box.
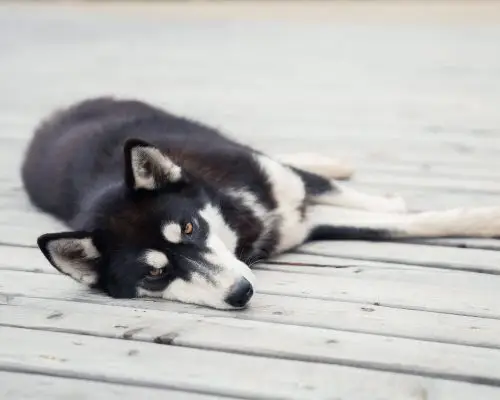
[308,226,396,241]
[22,97,334,304]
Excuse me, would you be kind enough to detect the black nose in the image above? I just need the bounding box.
[225,277,254,308]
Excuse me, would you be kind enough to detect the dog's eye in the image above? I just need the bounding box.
[183,222,193,235]
[148,267,166,277]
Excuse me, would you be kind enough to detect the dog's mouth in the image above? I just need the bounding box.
[137,268,256,310]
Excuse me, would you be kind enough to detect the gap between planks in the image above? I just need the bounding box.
[2,270,500,350]
[4,296,500,387]
[3,252,500,319]
[297,240,500,274]
[4,325,500,400]
[0,370,229,400]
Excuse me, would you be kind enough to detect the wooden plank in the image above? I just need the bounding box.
[0,245,48,271]
[3,326,498,400]
[0,210,62,229]
[0,371,223,400]
[257,261,500,286]
[5,244,500,293]
[5,296,500,385]
[300,241,500,274]
[255,270,500,319]
[269,253,500,282]
[3,270,500,349]
[403,238,500,251]
[0,226,39,247]
[3,252,500,318]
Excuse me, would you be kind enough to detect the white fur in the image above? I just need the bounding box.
[162,222,182,244]
[142,249,169,269]
[204,235,256,285]
[224,188,275,253]
[306,204,500,238]
[403,206,500,237]
[199,204,238,253]
[199,203,254,283]
[225,189,268,222]
[46,238,100,285]
[159,271,243,310]
[275,152,355,180]
[313,183,407,213]
[131,146,182,190]
[255,155,309,252]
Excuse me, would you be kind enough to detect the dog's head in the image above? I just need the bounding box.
[37,139,255,310]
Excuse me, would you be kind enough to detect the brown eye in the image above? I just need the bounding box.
[149,267,165,277]
[184,222,193,235]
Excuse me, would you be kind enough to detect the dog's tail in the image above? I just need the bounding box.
[307,205,500,241]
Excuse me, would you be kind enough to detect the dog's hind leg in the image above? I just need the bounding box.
[312,182,408,213]
[274,153,355,180]
[294,168,407,213]
[306,204,500,241]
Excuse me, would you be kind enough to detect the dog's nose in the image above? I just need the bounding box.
[225,277,254,308]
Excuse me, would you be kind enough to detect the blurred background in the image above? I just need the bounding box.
[2,0,500,213]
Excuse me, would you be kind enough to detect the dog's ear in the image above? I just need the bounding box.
[124,139,183,191]
[37,231,101,286]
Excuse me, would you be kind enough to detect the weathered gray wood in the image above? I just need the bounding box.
[3,326,499,400]
[255,270,500,318]
[4,1,500,397]
[404,238,500,251]
[268,253,500,283]
[0,371,223,400]
[0,210,62,230]
[3,270,500,349]
[3,256,500,318]
[0,226,39,247]
[300,241,500,274]
[4,297,500,384]
[6,244,500,296]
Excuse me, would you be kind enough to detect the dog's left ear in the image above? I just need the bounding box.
[37,231,102,286]
[124,139,183,191]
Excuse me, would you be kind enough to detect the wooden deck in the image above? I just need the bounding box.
[2,1,500,399]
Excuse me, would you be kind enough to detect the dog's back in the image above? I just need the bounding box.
[21,97,260,223]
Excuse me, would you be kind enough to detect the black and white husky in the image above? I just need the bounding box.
[21,97,500,310]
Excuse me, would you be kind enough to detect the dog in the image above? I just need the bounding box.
[21,97,500,310]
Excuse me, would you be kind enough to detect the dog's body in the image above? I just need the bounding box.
[22,97,500,309]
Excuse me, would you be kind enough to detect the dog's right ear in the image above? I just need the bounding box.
[124,139,183,191]
[37,231,101,286]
